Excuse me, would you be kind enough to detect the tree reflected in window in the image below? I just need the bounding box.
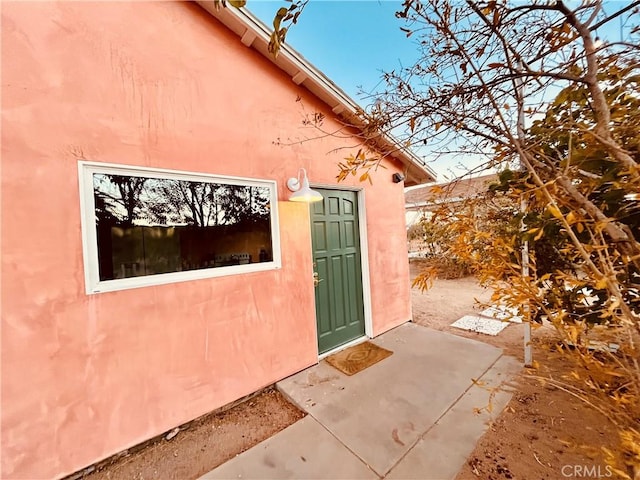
[93,173,273,281]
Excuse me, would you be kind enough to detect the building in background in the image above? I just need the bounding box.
[405,173,498,254]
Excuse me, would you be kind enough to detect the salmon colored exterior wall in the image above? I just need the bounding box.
[1,2,412,478]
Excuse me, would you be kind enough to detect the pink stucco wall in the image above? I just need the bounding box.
[1,2,412,478]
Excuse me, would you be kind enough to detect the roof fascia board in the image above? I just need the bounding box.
[198,2,358,111]
[195,1,436,185]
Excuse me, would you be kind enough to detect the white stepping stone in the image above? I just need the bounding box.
[451,314,509,336]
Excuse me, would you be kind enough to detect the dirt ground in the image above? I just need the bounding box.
[75,259,627,480]
[79,388,304,480]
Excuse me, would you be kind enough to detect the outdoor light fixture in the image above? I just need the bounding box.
[287,168,323,203]
[392,172,405,183]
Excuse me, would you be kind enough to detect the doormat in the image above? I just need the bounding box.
[325,341,393,376]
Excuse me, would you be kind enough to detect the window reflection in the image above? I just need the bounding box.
[93,174,274,281]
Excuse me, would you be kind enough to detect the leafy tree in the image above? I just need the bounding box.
[363,2,639,475]
[216,0,640,474]
[147,180,218,227]
[93,175,147,227]
[95,175,271,228]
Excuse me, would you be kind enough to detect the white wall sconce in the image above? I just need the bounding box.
[287,168,323,203]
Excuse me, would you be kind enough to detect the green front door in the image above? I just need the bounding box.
[311,189,365,354]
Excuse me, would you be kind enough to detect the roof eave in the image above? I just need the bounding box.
[195,1,437,186]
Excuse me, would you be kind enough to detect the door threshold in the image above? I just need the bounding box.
[318,335,368,361]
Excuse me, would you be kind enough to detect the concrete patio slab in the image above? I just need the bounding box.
[277,323,509,477]
[386,355,522,479]
[200,323,521,480]
[199,416,377,480]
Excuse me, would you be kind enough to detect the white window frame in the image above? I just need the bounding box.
[78,161,282,294]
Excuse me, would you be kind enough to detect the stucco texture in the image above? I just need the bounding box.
[1,2,412,478]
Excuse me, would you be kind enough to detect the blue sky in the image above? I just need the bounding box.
[248,1,457,178]
[248,1,412,102]
[246,1,636,181]
[247,1,635,101]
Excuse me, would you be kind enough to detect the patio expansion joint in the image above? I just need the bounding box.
[309,412,384,479]
[275,366,385,478]
[380,352,507,479]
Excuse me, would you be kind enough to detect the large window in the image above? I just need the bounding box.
[78,162,281,294]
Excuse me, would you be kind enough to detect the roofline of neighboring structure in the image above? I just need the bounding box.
[406,172,498,190]
[195,1,437,186]
[404,172,498,208]
[405,197,469,209]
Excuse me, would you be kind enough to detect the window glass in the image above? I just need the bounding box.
[80,163,280,293]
